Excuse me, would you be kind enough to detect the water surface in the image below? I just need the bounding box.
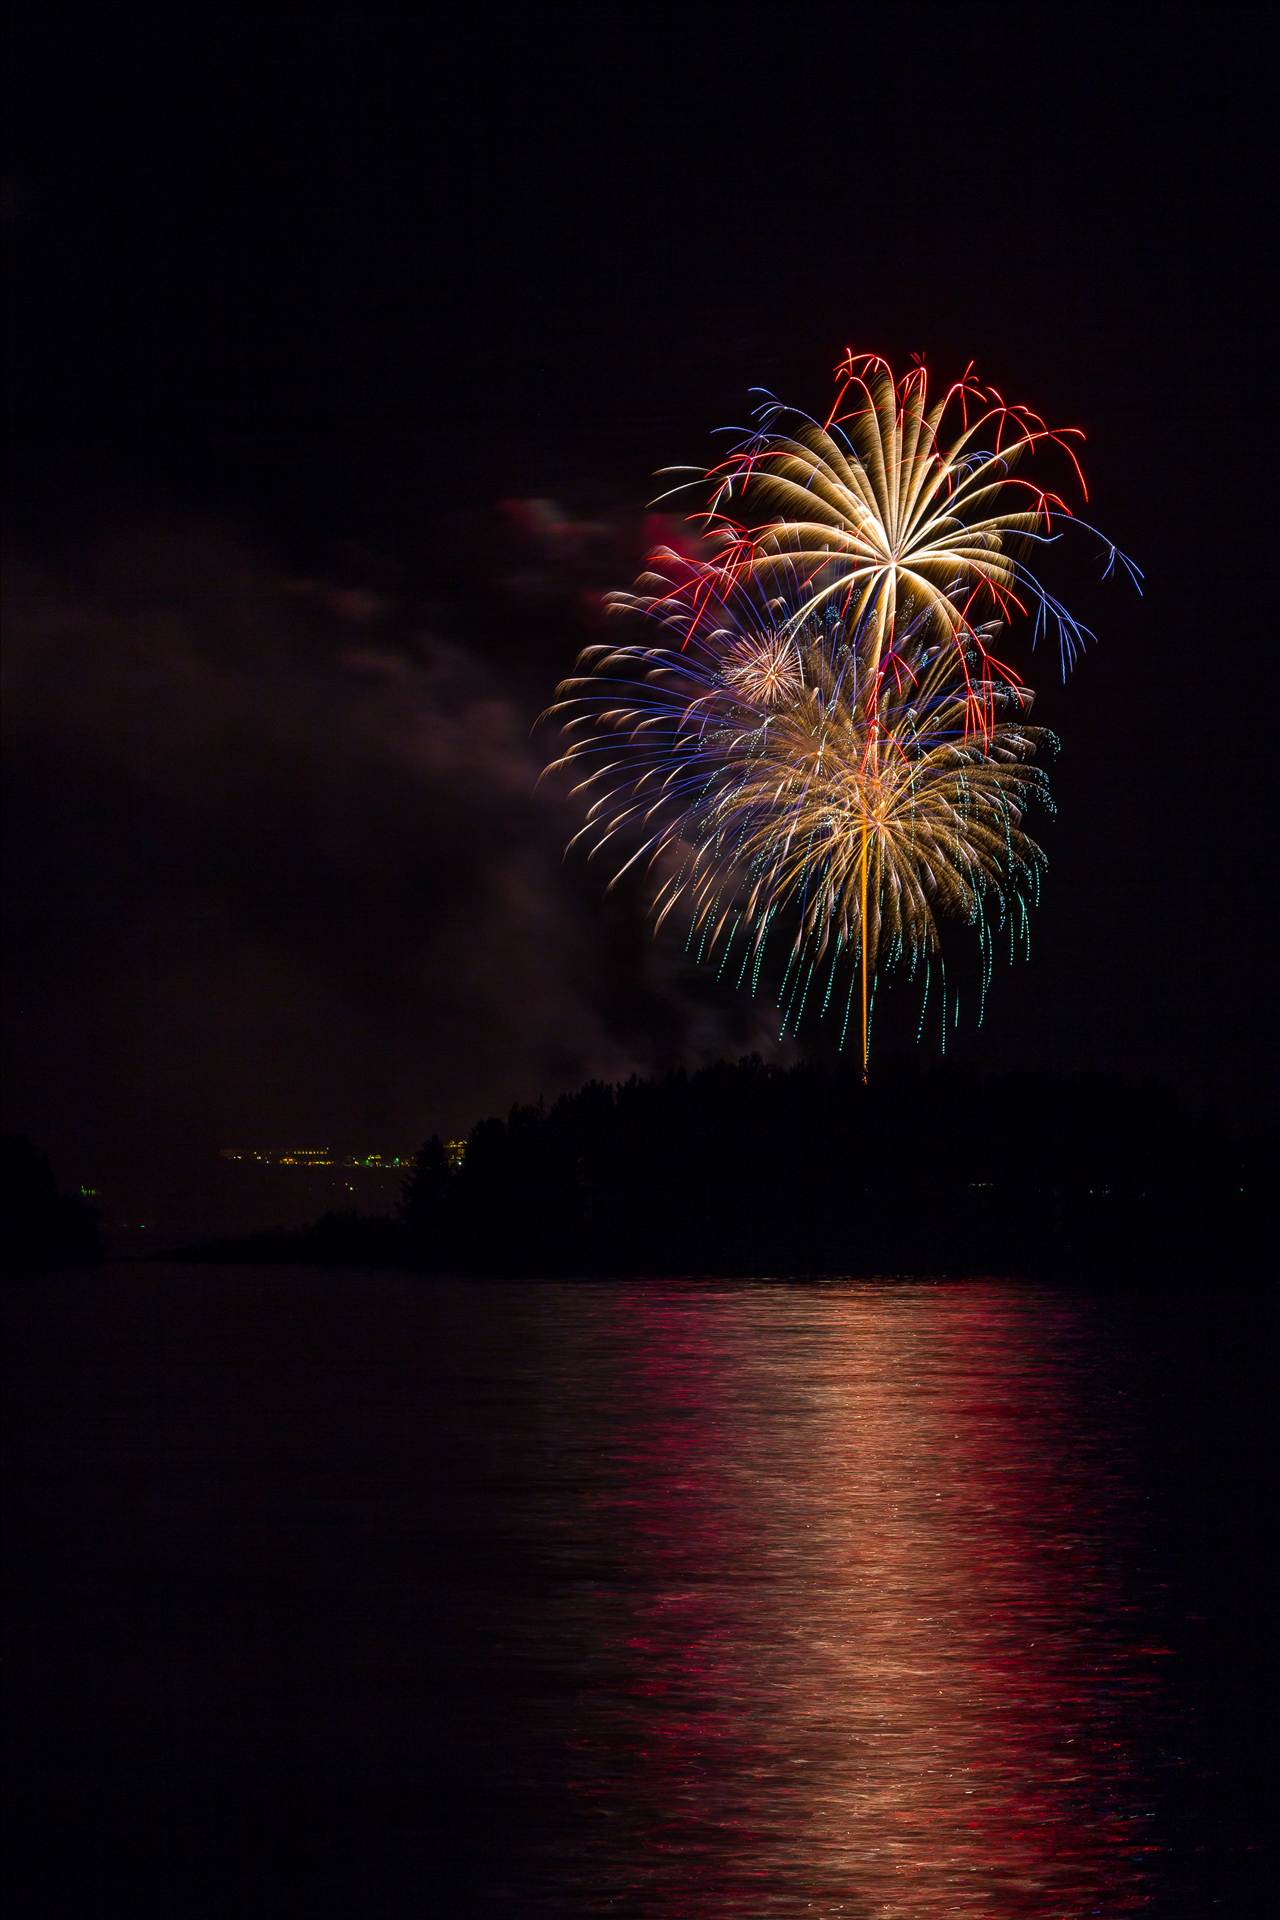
[4,1272,1269,1914]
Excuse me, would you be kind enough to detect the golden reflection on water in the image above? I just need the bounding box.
[564,1282,1160,1917]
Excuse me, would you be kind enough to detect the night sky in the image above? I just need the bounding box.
[4,10,1273,1226]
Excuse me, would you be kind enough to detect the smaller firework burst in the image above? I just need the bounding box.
[721,631,803,708]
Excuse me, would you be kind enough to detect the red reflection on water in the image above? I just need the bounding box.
[572,1282,1160,1917]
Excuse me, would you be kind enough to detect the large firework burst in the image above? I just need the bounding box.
[547,355,1134,1070]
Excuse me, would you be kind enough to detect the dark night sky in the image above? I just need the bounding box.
[4,8,1274,1224]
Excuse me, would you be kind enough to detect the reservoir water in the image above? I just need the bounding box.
[4,1270,1270,1915]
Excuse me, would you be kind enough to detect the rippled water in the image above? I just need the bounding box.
[4,1272,1269,1915]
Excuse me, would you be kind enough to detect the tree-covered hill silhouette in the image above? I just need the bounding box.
[391,1056,1255,1277]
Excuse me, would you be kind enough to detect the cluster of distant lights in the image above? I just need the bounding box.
[219,1148,415,1169]
[218,1142,469,1172]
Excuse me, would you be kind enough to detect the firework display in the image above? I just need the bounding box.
[547,355,1137,1070]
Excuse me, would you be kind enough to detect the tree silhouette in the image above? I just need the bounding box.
[2,1136,103,1270]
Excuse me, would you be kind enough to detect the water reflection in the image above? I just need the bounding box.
[541,1282,1163,1916]
[11,1271,1222,1913]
